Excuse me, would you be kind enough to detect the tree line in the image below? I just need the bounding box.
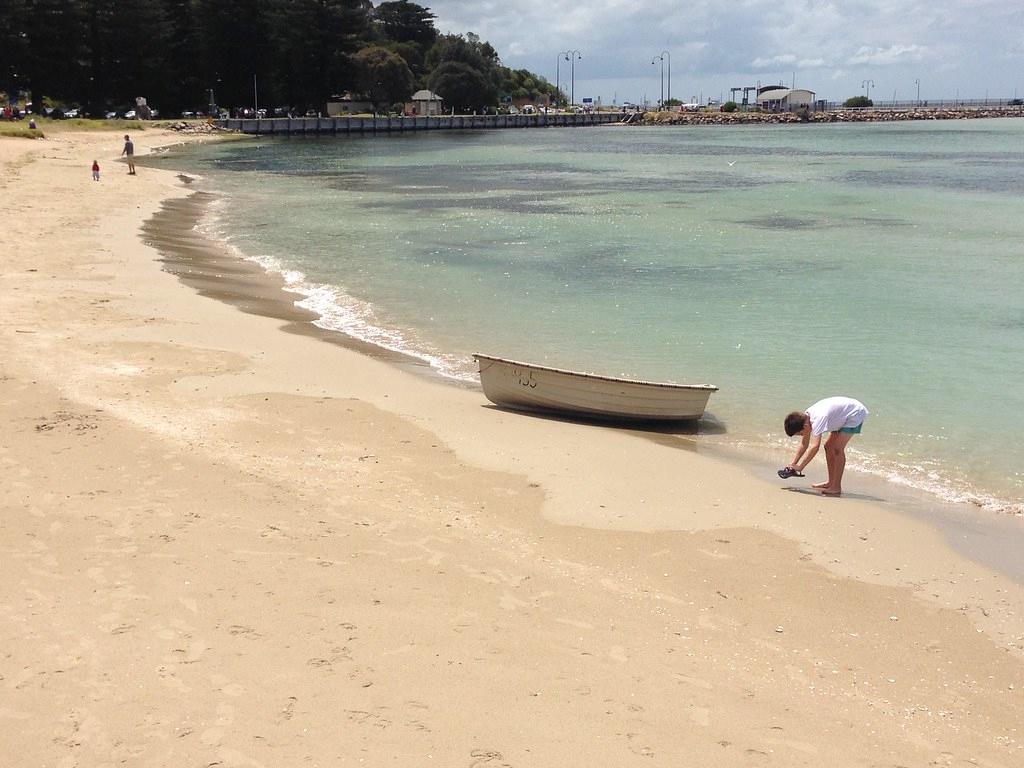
[0,0,561,116]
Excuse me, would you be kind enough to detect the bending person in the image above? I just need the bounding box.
[783,396,868,496]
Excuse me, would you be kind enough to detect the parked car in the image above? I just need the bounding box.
[124,109,136,119]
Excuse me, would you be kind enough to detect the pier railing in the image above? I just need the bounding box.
[218,112,623,135]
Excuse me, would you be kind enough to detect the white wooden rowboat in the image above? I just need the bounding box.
[473,353,717,422]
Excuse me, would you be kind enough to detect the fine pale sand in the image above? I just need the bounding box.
[2,130,1022,767]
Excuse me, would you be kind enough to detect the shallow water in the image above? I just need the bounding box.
[149,119,1024,514]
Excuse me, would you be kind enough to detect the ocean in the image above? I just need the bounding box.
[149,119,1024,515]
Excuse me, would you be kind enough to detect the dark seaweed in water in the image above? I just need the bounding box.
[840,166,1024,195]
[737,215,823,230]
[736,214,911,231]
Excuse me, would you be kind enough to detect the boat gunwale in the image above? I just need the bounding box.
[472,353,719,392]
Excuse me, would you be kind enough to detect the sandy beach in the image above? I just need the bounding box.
[2,128,1022,766]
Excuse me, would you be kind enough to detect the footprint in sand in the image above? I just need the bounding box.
[608,645,629,663]
[226,625,261,639]
[469,750,511,767]
[200,727,223,747]
[499,592,530,611]
[178,597,198,613]
[689,706,711,726]
[626,734,655,758]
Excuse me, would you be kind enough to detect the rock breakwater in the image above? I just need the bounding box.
[640,107,1024,126]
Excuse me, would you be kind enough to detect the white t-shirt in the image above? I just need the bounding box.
[806,397,868,435]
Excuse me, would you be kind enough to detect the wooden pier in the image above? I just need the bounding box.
[218,112,624,135]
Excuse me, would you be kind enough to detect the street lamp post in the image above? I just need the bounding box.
[647,50,671,107]
[662,50,671,104]
[556,51,570,108]
[567,50,582,108]
[651,54,664,108]
[914,78,920,105]
[862,79,875,102]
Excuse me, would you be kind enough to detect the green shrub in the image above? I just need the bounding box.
[843,96,873,108]
[722,101,738,112]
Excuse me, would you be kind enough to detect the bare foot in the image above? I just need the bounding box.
[811,481,829,489]
[819,487,842,496]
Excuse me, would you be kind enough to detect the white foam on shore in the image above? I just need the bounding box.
[195,199,478,383]
[854,453,1023,516]
[736,434,1023,517]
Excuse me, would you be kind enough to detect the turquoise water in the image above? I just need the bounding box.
[151,120,1024,513]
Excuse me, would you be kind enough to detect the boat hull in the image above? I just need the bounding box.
[473,354,717,422]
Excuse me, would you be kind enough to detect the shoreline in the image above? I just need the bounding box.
[141,190,446,379]
[145,166,1024,584]
[3,129,1023,765]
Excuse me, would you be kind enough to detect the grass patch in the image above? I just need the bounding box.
[0,122,45,139]
[1,116,234,144]
[0,117,179,138]
[47,117,156,131]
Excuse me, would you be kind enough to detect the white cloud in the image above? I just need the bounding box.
[751,54,798,69]
[848,45,929,66]
[750,54,826,70]
[420,1,1024,103]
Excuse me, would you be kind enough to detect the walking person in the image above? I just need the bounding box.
[782,396,868,496]
[121,134,135,175]
[91,159,100,181]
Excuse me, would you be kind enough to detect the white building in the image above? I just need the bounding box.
[756,87,816,111]
[407,90,444,116]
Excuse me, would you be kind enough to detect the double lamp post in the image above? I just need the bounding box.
[651,50,671,108]
[556,48,673,110]
[555,50,582,109]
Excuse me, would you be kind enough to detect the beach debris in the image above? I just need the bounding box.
[165,120,233,134]
[35,410,99,433]
[775,626,784,633]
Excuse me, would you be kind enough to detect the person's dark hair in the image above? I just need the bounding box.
[784,411,807,437]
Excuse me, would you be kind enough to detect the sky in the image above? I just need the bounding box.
[425,0,1024,106]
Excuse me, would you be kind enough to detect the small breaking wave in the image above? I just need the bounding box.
[741,433,1023,517]
[195,201,479,383]
[852,452,1023,516]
